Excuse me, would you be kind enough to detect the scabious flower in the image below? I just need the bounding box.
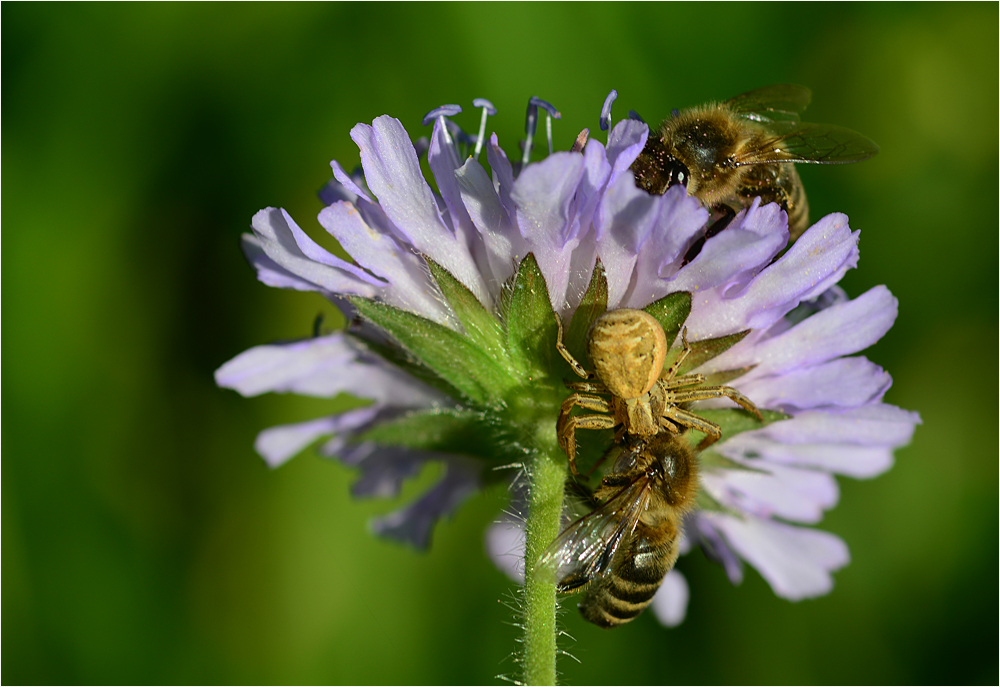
[216,93,919,634]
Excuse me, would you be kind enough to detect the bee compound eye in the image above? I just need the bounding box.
[665,156,690,189]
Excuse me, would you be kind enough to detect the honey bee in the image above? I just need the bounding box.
[632,84,878,242]
[539,431,697,628]
[555,308,761,475]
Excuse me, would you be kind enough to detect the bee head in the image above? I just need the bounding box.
[663,154,691,190]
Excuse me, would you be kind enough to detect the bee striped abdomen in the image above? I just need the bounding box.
[579,529,677,628]
[782,164,810,240]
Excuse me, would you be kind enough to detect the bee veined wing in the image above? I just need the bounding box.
[537,476,653,593]
[726,84,812,123]
[733,121,880,165]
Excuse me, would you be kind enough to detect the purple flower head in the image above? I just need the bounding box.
[217,93,919,628]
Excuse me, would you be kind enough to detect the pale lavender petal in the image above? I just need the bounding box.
[370,458,481,550]
[740,357,891,410]
[573,137,612,238]
[455,156,525,287]
[688,514,744,584]
[718,432,895,479]
[485,518,525,584]
[684,213,858,339]
[254,406,384,468]
[511,152,587,309]
[669,200,788,294]
[762,213,860,307]
[250,208,385,297]
[486,133,518,222]
[317,202,454,325]
[317,178,357,206]
[759,404,921,447]
[650,569,689,628]
[710,286,899,375]
[214,333,440,406]
[624,186,709,308]
[240,233,328,294]
[351,116,488,304]
[559,140,612,310]
[564,230,599,313]
[254,416,343,468]
[604,119,648,183]
[428,118,494,299]
[710,515,850,600]
[349,445,432,498]
[702,462,839,524]
[594,171,659,307]
[330,159,372,203]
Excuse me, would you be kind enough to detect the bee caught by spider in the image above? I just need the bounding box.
[538,432,698,628]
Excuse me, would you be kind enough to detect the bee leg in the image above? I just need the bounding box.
[682,205,737,266]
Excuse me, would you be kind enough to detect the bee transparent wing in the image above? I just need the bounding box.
[537,476,653,592]
[725,84,812,124]
[733,121,879,166]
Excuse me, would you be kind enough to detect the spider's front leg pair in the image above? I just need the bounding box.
[653,331,764,451]
[554,318,622,477]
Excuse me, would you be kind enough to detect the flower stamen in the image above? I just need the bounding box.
[422,103,463,147]
[472,98,497,161]
[522,96,560,167]
[600,89,617,139]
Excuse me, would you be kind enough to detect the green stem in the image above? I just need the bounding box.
[521,443,567,685]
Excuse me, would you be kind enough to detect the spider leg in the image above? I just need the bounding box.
[565,380,609,393]
[555,312,590,379]
[661,372,707,390]
[661,405,724,451]
[558,393,615,475]
[670,385,763,421]
[660,326,692,382]
[558,412,618,475]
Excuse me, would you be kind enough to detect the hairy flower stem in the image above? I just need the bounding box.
[521,444,567,685]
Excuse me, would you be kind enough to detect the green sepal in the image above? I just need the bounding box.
[643,291,691,348]
[694,487,735,515]
[348,334,466,401]
[684,408,789,448]
[357,407,509,461]
[563,259,608,366]
[699,449,770,474]
[425,256,508,364]
[702,365,757,386]
[349,297,512,406]
[505,253,557,378]
[674,329,751,375]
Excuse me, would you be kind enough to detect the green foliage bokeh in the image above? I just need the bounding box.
[3,3,997,684]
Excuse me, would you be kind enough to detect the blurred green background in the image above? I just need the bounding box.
[4,3,997,684]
